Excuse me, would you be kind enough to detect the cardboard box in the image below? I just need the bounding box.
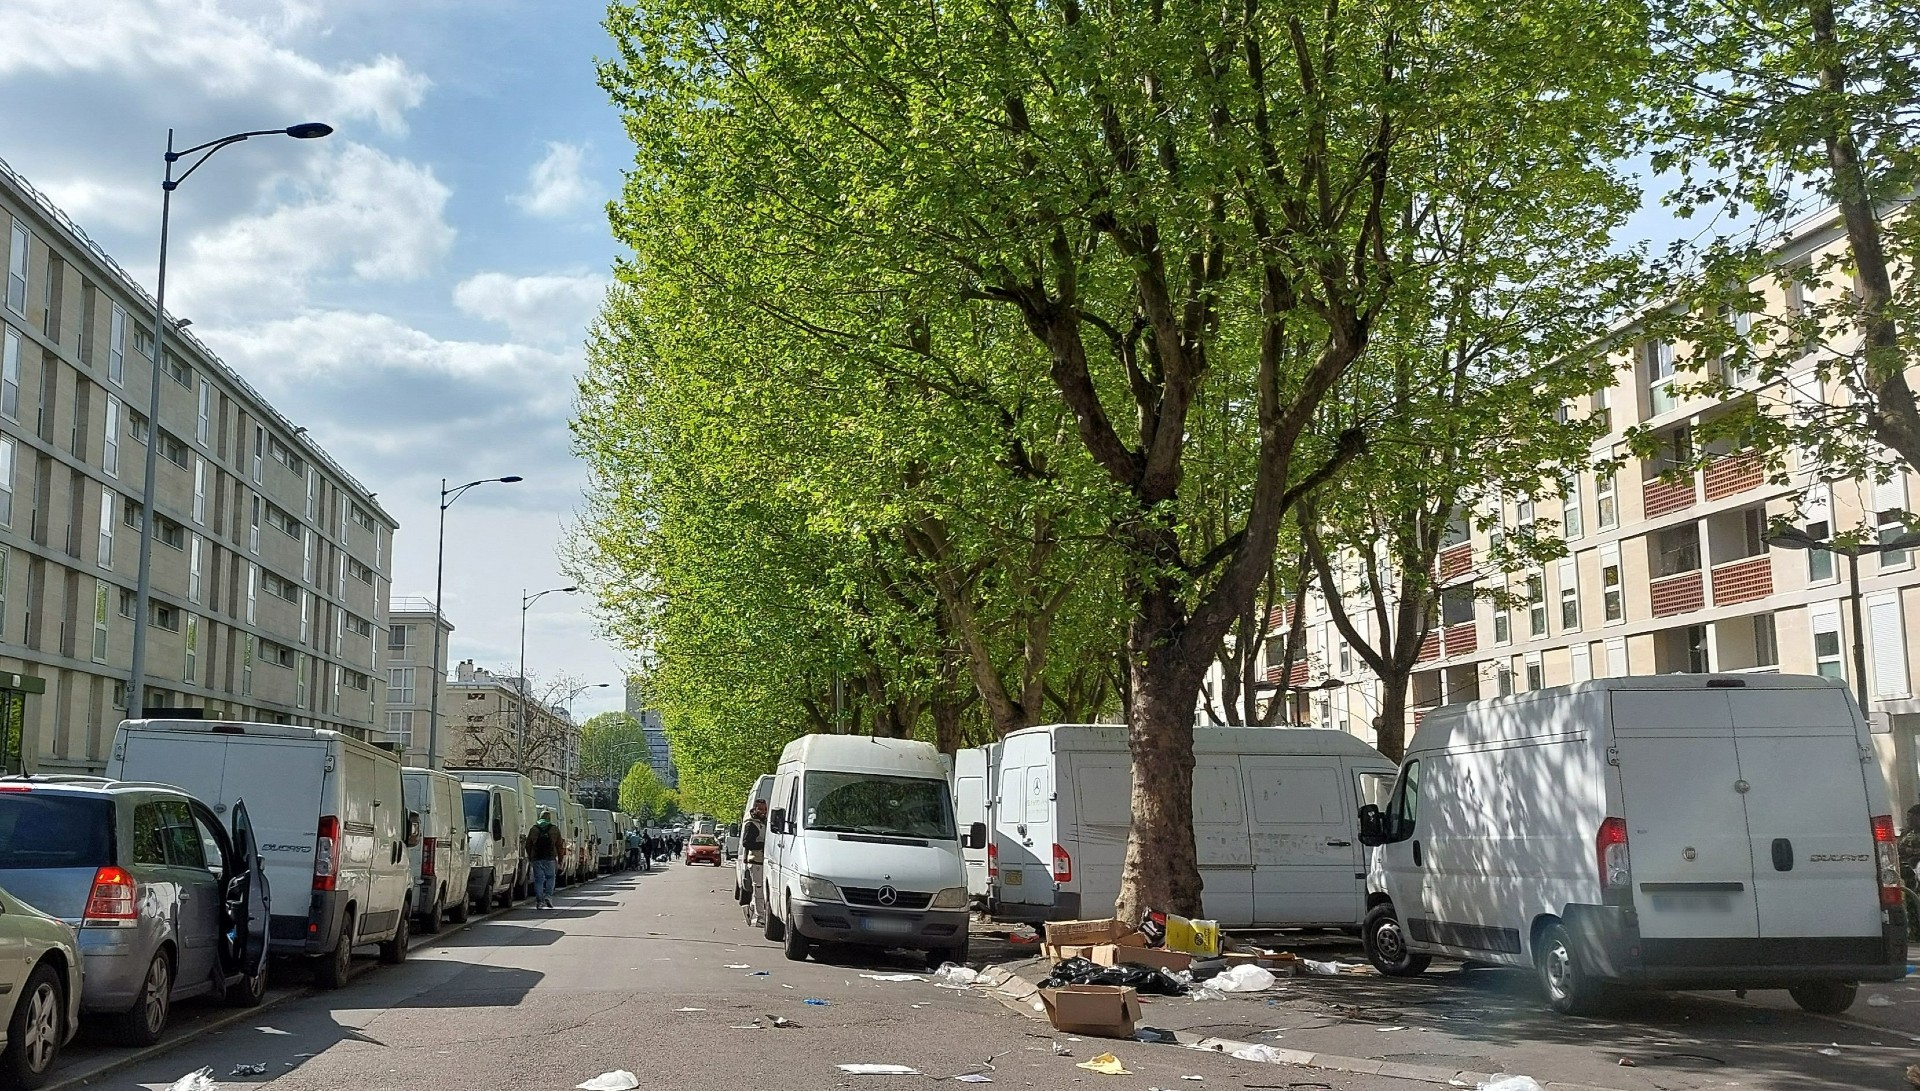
[1089,943,1192,974]
[1037,985,1143,1038]
[1044,918,1133,947]
[1041,943,1100,963]
[1221,952,1264,966]
[1114,931,1148,948]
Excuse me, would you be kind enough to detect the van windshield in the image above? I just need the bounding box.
[462,789,491,831]
[803,772,955,840]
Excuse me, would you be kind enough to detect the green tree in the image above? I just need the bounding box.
[579,712,650,784]
[619,763,684,824]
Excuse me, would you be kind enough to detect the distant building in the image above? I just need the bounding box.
[625,674,677,788]
[448,659,580,787]
[384,598,453,769]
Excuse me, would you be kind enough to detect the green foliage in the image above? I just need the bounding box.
[578,712,650,784]
[618,763,682,825]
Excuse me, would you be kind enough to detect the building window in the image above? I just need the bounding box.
[152,602,180,632]
[192,457,206,524]
[107,305,126,385]
[1,326,19,422]
[249,495,261,554]
[306,468,318,521]
[1721,305,1758,386]
[388,710,414,746]
[1496,663,1515,697]
[348,558,374,584]
[389,668,416,705]
[184,614,198,683]
[1493,603,1511,645]
[1561,476,1583,540]
[1487,494,1506,554]
[5,223,27,314]
[1654,523,1700,577]
[242,635,254,695]
[1558,560,1579,632]
[97,488,115,567]
[159,430,189,469]
[1683,623,1710,673]
[302,534,314,583]
[1784,257,1818,357]
[246,563,257,624]
[1591,384,1612,433]
[252,425,264,483]
[1527,572,1547,637]
[1596,468,1618,530]
[1750,613,1779,667]
[1804,485,1836,583]
[1645,339,1680,416]
[267,503,301,540]
[1601,546,1625,623]
[93,581,109,662]
[0,436,13,528]
[1875,473,1910,571]
[162,350,191,388]
[1525,655,1544,691]
[351,505,376,532]
[103,397,120,476]
[1337,640,1352,676]
[118,588,136,619]
[263,571,299,602]
[1812,608,1845,681]
[1871,593,1909,698]
[128,407,149,444]
[388,623,411,652]
[348,614,374,639]
[196,380,211,446]
[188,534,203,604]
[295,652,308,708]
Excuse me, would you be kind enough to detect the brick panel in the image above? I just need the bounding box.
[1444,622,1478,658]
[1643,476,1698,517]
[1710,555,1773,607]
[1703,453,1764,501]
[1650,570,1705,617]
[1289,660,1310,687]
[1438,544,1473,583]
[1416,631,1442,665]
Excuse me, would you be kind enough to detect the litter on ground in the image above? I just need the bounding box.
[1869,995,1895,1007]
[1476,1077,1545,1091]
[674,1007,707,1012]
[1076,1052,1132,1075]
[1211,964,1277,992]
[1230,1045,1284,1063]
[576,1072,642,1091]
[255,1027,291,1035]
[230,1063,269,1076]
[954,1075,993,1083]
[803,997,830,1005]
[168,1069,218,1091]
[860,973,926,982]
[727,964,752,969]
[838,1064,922,1075]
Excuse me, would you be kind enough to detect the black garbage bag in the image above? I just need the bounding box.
[1041,956,1188,996]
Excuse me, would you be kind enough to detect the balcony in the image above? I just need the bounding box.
[1709,555,1772,607]
[1703,452,1764,501]
[1443,621,1478,658]
[1643,475,1698,518]
[1438,543,1473,583]
[1650,570,1704,617]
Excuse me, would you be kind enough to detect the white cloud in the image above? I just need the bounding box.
[175,143,455,319]
[453,271,607,344]
[514,142,596,219]
[0,1,428,136]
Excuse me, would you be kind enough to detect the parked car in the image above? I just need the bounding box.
[991,724,1396,927]
[460,771,538,898]
[0,776,270,1045]
[685,835,723,866]
[762,735,982,966]
[733,774,775,906]
[1360,675,1907,1015]
[461,783,523,911]
[402,768,472,933]
[0,885,81,1088]
[108,719,418,991]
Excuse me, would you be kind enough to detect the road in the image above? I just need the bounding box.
[49,863,1431,1091]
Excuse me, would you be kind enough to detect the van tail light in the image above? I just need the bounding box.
[986,841,998,880]
[84,865,138,922]
[314,815,341,892]
[1052,843,1072,884]
[1596,817,1631,898]
[1873,814,1902,907]
[421,837,437,877]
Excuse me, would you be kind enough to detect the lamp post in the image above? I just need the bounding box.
[1766,525,1920,712]
[126,122,333,721]
[1251,676,1346,724]
[518,585,578,773]
[566,682,612,799]
[427,476,522,768]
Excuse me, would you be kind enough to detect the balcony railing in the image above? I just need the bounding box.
[1650,570,1704,617]
[1643,476,1698,518]
[1703,453,1764,501]
[1709,555,1773,607]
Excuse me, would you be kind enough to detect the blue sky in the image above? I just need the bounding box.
[0,0,635,722]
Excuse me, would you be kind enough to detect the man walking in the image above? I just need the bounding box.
[626,826,643,871]
[742,799,769,928]
[525,809,566,910]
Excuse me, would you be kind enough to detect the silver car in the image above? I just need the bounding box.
[0,777,269,1046]
[0,885,82,1088]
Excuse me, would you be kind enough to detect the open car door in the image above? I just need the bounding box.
[224,799,272,995]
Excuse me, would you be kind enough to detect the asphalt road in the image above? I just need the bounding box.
[51,862,1440,1091]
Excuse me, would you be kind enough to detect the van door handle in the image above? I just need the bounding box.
[1413,840,1423,867]
[1325,840,1352,848]
[1771,838,1793,872]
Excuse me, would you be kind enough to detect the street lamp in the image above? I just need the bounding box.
[426,475,523,768]
[518,585,579,772]
[126,122,333,721]
[1766,524,1920,712]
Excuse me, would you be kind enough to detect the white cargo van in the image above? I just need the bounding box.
[587,809,617,873]
[461,782,524,910]
[954,746,997,903]
[991,724,1396,928]
[734,773,776,907]
[402,768,472,932]
[110,720,420,989]
[1359,675,1907,1015]
[462,770,538,897]
[762,736,984,966]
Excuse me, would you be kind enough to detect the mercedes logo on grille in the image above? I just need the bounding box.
[877,885,899,906]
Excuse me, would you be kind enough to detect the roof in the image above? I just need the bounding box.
[777,735,950,777]
[1005,723,1395,763]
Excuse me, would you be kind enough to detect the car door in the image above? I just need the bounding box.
[1372,759,1430,935]
[157,799,220,992]
[218,800,268,984]
[1194,762,1253,927]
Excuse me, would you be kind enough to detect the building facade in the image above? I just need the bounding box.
[384,598,454,768]
[0,157,397,772]
[447,660,580,787]
[1205,203,1920,808]
[624,674,677,788]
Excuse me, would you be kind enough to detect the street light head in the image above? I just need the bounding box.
[498,475,525,484]
[285,122,334,140]
[563,586,580,593]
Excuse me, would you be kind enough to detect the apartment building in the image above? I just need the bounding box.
[623,674,677,788]
[384,598,454,768]
[1208,203,1920,806]
[0,157,397,772]
[447,659,581,787]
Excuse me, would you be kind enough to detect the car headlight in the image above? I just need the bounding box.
[930,886,969,909]
[798,875,842,902]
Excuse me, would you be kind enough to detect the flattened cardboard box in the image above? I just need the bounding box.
[1037,984,1143,1038]
[1041,943,1100,962]
[1089,943,1191,973]
[1043,918,1133,947]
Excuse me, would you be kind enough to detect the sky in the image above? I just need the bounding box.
[0,0,635,722]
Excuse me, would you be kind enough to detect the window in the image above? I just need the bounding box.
[1804,485,1836,583]
[351,505,376,532]
[1337,640,1352,676]
[267,504,301,540]
[251,425,263,483]
[348,558,374,584]
[348,614,374,639]
[1870,593,1909,698]
[249,495,261,554]
[1440,512,1469,549]
[1649,425,1694,477]
[157,514,184,550]
[196,380,211,446]
[118,588,136,619]
[389,667,416,705]
[262,571,299,602]
[299,592,310,643]
[1525,655,1544,691]
[1591,384,1612,432]
[1596,467,1618,529]
[1683,623,1710,673]
[1487,495,1506,554]
[192,457,206,524]
[306,468,318,521]
[159,430,189,470]
[261,642,295,669]
[5,222,26,314]
[268,435,305,476]
[1493,601,1511,645]
[1654,524,1700,577]
[133,326,154,363]
[1527,572,1547,637]
[388,710,414,746]
[388,623,411,651]
[1561,476,1583,540]
[188,534,203,604]
[344,670,369,691]
[1753,613,1779,667]
[162,350,191,388]
[1784,257,1818,357]
[246,563,257,624]
[1721,304,1758,386]
[1516,494,1535,527]
[92,581,109,662]
[0,436,12,528]
[1440,586,1474,627]
[302,533,313,583]
[1,326,18,421]
[128,407,149,443]
[107,305,126,385]
[1558,560,1579,631]
[1601,544,1624,623]
[0,548,7,632]
[295,652,308,707]
[97,488,114,567]
[1876,472,1910,570]
[131,803,167,866]
[1812,607,1844,681]
[1497,663,1515,696]
[102,397,119,476]
[242,635,254,696]
[152,602,179,632]
[1645,339,1680,416]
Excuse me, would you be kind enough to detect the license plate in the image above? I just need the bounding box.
[860,916,914,934]
[1002,869,1022,886]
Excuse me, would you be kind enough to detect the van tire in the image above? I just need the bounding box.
[1362,904,1430,977]
[380,908,411,965]
[113,950,172,1045]
[1788,981,1858,1014]
[764,898,786,942]
[419,890,443,934]
[496,880,515,909]
[315,914,353,990]
[1535,920,1609,1015]
[782,900,811,962]
[450,887,472,924]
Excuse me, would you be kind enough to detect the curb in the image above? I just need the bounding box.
[983,964,1632,1091]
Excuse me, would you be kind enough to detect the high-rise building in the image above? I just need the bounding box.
[625,674,677,788]
[0,157,396,772]
[384,598,454,768]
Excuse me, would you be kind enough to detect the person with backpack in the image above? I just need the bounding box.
[525,809,567,910]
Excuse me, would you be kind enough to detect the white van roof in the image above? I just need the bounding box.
[120,717,400,763]
[777,735,951,778]
[1008,723,1393,763]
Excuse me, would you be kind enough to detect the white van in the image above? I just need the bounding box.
[954,746,997,903]
[991,724,1396,928]
[587,809,617,873]
[110,719,419,989]
[462,782,524,910]
[462,770,538,897]
[762,737,983,966]
[402,768,472,933]
[1359,675,1908,1015]
[534,789,589,884]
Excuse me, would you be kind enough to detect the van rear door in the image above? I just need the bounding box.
[1195,761,1254,927]
[993,737,1058,909]
[1726,689,1881,938]
[1245,757,1364,926]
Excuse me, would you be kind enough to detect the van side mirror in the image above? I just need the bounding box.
[966,822,988,850]
[1357,804,1386,847]
[769,808,788,835]
[405,811,423,848]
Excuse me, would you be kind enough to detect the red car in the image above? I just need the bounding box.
[686,834,723,866]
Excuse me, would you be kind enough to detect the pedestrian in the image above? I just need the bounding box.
[742,799,768,928]
[626,827,643,871]
[525,809,566,910]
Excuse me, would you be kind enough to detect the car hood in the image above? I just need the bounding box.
[796,832,962,890]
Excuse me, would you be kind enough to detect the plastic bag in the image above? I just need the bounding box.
[1230,1044,1284,1063]
[1162,914,1221,957]
[933,963,980,987]
[168,1071,217,1091]
[1043,956,1189,996]
[1477,1077,1545,1091]
[576,1074,642,1091]
[1212,964,1277,992]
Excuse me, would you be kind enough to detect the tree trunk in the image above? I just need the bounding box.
[1116,614,1208,924]
[1374,673,1411,762]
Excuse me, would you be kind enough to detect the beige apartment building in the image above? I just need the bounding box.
[0,156,397,772]
[1210,203,1920,807]
[445,660,581,788]
[385,598,454,768]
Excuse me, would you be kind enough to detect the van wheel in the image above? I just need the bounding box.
[763,896,786,942]
[380,908,411,964]
[1789,981,1858,1014]
[113,950,172,1045]
[497,879,515,909]
[1363,904,1430,977]
[2,962,65,1089]
[782,900,811,962]
[315,914,353,990]
[449,887,471,924]
[419,890,443,934]
[1535,920,1609,1015]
